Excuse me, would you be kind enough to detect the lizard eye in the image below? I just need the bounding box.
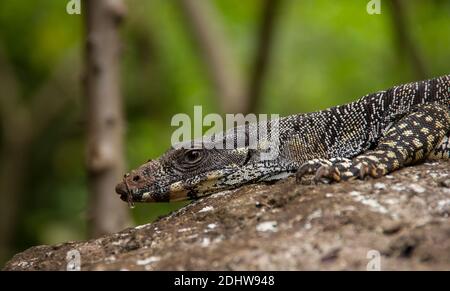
[183,149,203,164]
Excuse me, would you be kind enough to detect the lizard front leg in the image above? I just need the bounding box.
[298,103,450,183]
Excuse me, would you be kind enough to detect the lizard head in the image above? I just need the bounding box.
[115,120,294,204]
[115,144,253,203]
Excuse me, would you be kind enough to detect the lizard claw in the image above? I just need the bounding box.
[297,157,390,184]
[297,157,355,184]
[314,165,341,183]
[296,158,332,184]
[313,159,387,184]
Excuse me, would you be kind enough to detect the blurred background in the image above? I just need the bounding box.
[0,0,449,266]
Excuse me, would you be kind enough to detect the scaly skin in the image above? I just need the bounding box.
[115,75,450,203]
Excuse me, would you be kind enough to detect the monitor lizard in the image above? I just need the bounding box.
[116,75,450,204]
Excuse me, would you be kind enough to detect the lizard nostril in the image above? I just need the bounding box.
[115,182,127,195]
[132,175,140,182]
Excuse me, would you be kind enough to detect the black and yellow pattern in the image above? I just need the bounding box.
[117,74,450,203]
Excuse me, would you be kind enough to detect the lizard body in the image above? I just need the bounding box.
[116,75,450,203]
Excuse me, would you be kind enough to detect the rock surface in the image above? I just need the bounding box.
[4,161,450,271]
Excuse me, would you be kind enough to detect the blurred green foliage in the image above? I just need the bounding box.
[0,0,449,263]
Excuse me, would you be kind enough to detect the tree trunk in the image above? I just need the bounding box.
[0,98,30,265]
[84,0,131,237]
[0,48,80,263]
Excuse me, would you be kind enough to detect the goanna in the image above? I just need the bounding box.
[116,75,450,203]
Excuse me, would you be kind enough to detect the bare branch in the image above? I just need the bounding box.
[178,0,248,114]
[84,0,132,237]
[389,0,428,79]
[248,0,283,114]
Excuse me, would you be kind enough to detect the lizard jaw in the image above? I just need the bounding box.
[116,164,293,203]
[139,171,227,202]
[116,168,237,203]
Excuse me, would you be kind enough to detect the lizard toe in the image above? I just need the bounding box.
[353,158,387,179]
[296,159,331,183]
[314,165,341,184]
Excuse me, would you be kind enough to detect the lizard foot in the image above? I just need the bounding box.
[297,103,449,184]
[313,158,385,183]
[296,157,351,184]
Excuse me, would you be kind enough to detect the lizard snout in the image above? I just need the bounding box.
[115,181,127,196]
[115,181,129,202]
[115,167,153,202]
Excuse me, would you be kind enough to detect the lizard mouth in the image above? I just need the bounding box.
[124,178,135,208]
[115,170,228,203]
[115,180,187,203]
[115,166,249,203]
[115,179,136,208]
